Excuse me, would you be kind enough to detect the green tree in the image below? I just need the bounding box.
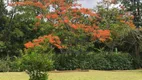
[120,0,142,59]
[0,0,41,57]
[9,0,110,55]
[121,0,142,28]
[95,1,134,51]
[97,1,142,68]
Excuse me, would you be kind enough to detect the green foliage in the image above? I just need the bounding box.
[54,53,78,70]
[54,52,134,70]
[0,56,22,72]
[0,2,54,57]
[95,3,142,66]
[9,60,22,72]
[79,52,133,70]
[88,53,111,70]
[53,23,94,54]
[132,57,142,69]
[20,52,53,80]
[97,5,131,34]
[19,43,54,80]
[105,52,133,70]
[121,0,142,28]
[96,5,133,51]
[115,30,142,58]
[0,59,10,72]
[0,0,141,74]
[0,0,7,17]
[21,52,54,72]
[0,13,36,56]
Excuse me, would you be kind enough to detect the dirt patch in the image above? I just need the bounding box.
[49,69,89,73]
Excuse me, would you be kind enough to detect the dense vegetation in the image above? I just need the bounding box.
[0,0,142,80]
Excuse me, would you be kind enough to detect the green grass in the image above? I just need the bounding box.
[0,70,142,80]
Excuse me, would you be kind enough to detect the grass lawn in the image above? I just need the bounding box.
[0,70,142,80]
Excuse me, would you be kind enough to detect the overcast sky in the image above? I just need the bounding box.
[78,0,102,8]
[6,0,102,10]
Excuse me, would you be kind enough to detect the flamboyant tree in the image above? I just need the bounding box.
[9,0,111,53]
[95,0,137,52]
[97,0,142,61]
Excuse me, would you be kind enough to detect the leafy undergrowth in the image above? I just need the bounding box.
[0,70,142,80]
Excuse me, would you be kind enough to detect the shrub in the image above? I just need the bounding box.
[0,56,12,72]
[88,53,111,70]
[20,44,54,80]
[54,52,134,70]
[0,59,9,72]
[105,52,133,70]
[77,53,92,70]
[0,56,22,72]
[132,57,142,69]
[20,52,54,80]
[9,57,23,72]
[54,53,78,70]
[89,52,133,70]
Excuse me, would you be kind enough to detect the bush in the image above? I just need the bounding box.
[9,57,23,72]
[54,53,78,70]
[54,52,134,70]
[0,59,9,72]
[20,52,54,80]
[88,53,111,70]
[20,44,54,80]
[0,56,22,72]
[132,57,142,69]
[0,56,13,72]
[105,53,133,70]
[77,53,92,70]
[76,53,110,70]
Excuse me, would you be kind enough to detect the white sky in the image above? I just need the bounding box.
[78,0,120,9]
[78,0,102,8]
[5,0,102,11]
